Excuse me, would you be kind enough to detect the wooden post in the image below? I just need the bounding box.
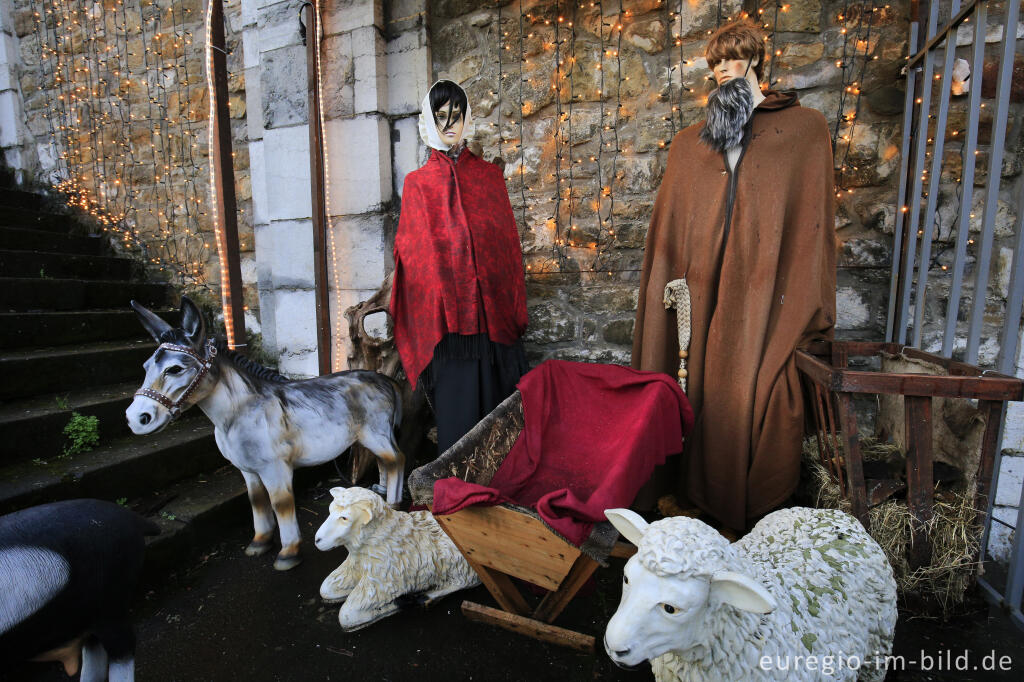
[208,0,246,351]
[836,393,869,529]
[904,396,934,569]
[304,2,332,375]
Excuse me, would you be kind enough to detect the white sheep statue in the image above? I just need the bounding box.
[603,507,898,682]
[314,486,480,631]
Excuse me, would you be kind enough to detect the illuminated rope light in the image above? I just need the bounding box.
[312,0,344,371]
[205,0,237,348]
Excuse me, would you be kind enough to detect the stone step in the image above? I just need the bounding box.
[141,465,249,575]
[0,308,173,349]
[0,338,156,400]
[0,205,77,233]
[0,188,48,211]
[0,248,138,281]
[0,226,105,256]
[0,380,209,466]
[0,418,223,516]
[0,276,172,311]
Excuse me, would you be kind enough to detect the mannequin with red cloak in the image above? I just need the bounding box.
[390,80,529,455]
[632,20,837,531]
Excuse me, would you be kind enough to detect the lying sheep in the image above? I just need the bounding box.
[604,507,898,682]
[314,486,479,631]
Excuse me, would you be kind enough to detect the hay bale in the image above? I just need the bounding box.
[800,438,982,619]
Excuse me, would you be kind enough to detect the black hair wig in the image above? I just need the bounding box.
[429,80,468,130]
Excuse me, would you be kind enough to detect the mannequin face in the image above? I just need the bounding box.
[710,57,760,89]
[434,100,465,146]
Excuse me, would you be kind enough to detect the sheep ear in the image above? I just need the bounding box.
[352,500,373,526]
[329,487,346,499]
[710,571,777,614]
[605,508,649,546]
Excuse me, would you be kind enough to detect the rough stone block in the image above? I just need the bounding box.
[261,44,308,129]
[258,1,302,54]
[263,125,311,221]
[986,504,1017,564]
[274,289,318,355]
[836,287,871,330]
[248,139,268,225]
[328,214,387,290]
[324,115,391,214]
[266,219,315,288]
[1005,402,1024,452]
[242,26,260,70]
[524,302,576,344]
[279,350,320,379]
[392,116,422,198]
[323,0,384,36]
[387,39,428,115]
[353,27,387,113]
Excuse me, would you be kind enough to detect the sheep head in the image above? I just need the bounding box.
[314,487,385,551]
[603,509,777,669]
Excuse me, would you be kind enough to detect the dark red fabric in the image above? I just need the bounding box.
[432,360,694,546]
[390,149,528,388]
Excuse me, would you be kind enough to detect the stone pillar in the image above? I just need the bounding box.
[243,0,428,376]
[989,326,1024,562]
[0,1,35,181]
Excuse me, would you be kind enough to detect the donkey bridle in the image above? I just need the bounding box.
[134,339,218,419]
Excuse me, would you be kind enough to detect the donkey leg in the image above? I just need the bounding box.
[241,470,276,556]
[361,431,405,507]
[262,464,302,570]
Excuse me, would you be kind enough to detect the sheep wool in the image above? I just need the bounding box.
[609,507,897,682]
[315,487,479,631]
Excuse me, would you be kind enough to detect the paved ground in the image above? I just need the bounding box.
[8,478,1024,681]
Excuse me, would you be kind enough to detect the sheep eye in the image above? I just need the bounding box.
[663,604,676,614]
[166,365,183,375]
[623,574,628,585]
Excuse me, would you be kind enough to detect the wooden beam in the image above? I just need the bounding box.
[533,555,599,623]
[904,396,934,569]
[461,601,596,652]
[304,2,331,375]
[610,541,636,559]
[208,0,246,351]
[836,393,869,528]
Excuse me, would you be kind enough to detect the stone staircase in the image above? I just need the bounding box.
[0,174,249,573]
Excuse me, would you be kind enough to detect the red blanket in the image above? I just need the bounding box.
[390,149,528,388]
[433,360,694,545]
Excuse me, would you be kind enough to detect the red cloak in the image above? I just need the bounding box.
[391,149,528,387]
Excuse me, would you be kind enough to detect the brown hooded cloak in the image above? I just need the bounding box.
[632,91,836,531]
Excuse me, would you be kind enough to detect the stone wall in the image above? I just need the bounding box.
[0,0,257,329]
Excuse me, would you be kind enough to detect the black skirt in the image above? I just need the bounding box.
[420,333,529,455]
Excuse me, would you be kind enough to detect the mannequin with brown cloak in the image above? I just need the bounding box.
[632,20,836,531]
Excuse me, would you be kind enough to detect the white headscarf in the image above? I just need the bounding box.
[418,80,475,152]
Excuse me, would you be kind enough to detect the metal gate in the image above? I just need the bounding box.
[886,0,1024,628]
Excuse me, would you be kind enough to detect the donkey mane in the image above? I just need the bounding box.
[154,328,287,385]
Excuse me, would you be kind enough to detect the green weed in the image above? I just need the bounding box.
[62,412,100,457]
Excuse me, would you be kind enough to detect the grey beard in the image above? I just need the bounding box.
[699,77,754,153]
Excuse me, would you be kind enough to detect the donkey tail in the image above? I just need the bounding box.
[387,376,403,430]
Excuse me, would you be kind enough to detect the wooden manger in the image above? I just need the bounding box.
[796,341,1023,571]
[408,391,634,652]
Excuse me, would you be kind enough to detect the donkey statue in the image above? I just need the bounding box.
[125,297,405,570]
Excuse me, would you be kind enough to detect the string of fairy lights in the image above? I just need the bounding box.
[27,0,213,287]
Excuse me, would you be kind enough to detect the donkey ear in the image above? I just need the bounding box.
[180,296,206,346]
[710,571,777,614]
[605,508,650,546]
[131,300,173,342]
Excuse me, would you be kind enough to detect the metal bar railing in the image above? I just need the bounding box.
[965,0,1020,364]
[907,0,981,68]
[886,21,921,342]
[997,177,1024,376]
[942,0,988,356]
[895,2,940,344]
[911,0,961,347]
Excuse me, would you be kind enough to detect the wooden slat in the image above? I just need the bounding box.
[836,393,869,528]
[835,372,1023,400]
[461,601,596,652]
[533,555,599,623]
[610,541,636,559]
[904,396,934,569]
[974,401,1006,535]
[436,506,580,591]
[469,560,531,616]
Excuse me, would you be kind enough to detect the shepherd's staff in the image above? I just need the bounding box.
[663,279,691,392]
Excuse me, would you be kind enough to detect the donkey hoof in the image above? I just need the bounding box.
[274,553,303,571]
[245,539,273,556]
[369,483,387,497]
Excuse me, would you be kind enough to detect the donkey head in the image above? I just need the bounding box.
[126,297,216,435]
